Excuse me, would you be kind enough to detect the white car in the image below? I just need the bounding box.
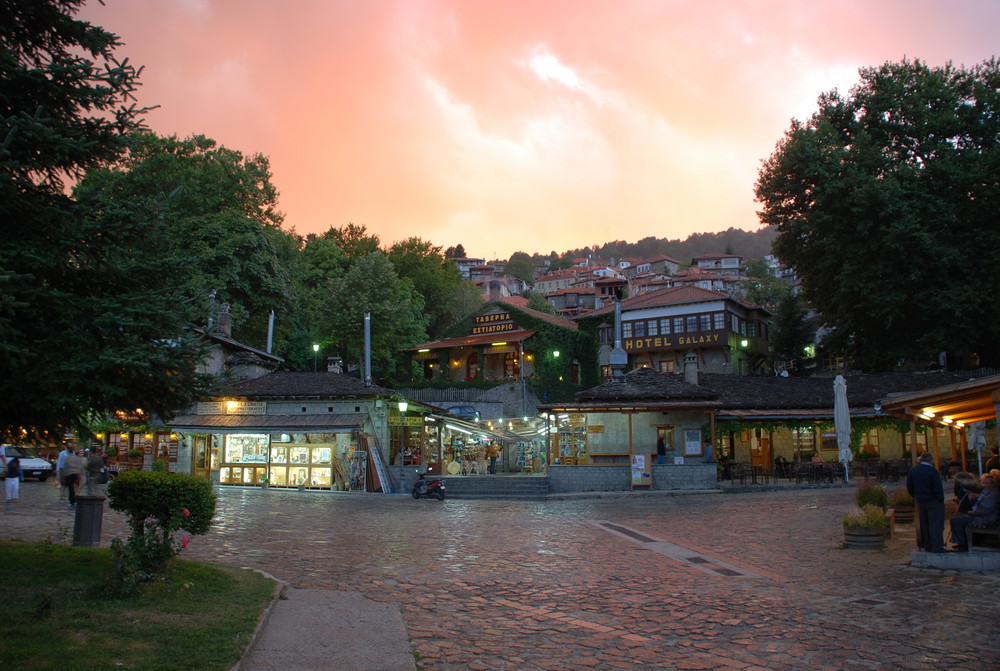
[1,445,56,481]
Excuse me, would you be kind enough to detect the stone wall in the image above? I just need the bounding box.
[548,463,717,493]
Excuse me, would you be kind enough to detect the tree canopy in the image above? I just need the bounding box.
[755,58,1000,370]
[74,133,302,349]
[0,0,213,440]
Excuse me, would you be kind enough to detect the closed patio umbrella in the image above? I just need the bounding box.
[834,375,852,482]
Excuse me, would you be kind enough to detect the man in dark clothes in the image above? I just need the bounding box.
[906,452,945,553]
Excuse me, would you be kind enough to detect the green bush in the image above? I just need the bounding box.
[126,449,142,459]
[843,504,886,528]
[105,471,216,594]
[150,459,167,472]
[888,488,914,507]
[855,481,888,510]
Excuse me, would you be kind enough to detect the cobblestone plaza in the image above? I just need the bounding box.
[2,483,997,670]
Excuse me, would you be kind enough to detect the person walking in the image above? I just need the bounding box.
[55,443,72,500]
[487,443,500,475]
[62,449,85,508]
[907,452,946,553]
[5,456,22,503]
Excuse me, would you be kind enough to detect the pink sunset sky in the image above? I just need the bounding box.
[82,0,999,260]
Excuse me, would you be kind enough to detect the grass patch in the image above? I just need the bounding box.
[0,540,276,670]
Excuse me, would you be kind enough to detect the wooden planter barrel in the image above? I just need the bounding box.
[892,506,915,524]
[843,525,886,550]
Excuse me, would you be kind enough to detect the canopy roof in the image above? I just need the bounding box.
[879,374,1000,426]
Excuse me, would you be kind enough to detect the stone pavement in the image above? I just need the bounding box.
[2,481,999,671]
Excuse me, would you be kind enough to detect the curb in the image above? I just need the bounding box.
[229,568,288,671]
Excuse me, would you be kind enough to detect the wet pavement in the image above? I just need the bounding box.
[2,481,998,670]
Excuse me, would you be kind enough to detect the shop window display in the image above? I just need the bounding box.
[217,432,360,490]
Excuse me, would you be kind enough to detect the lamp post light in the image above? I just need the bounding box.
[398,400,408,466]
[312,343,319,372]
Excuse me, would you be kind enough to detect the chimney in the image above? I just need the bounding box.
[327,357,343,373]
[217,303,232,337]
[683,350,699,385]
[489,280,501,302]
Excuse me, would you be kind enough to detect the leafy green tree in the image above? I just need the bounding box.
[388,237,477,339]
[321,252,428,383]
[525,291,556,315]
[756,58,1000,370]
[0,0,214,441]
[769,292,815,373]
[444,243,466,259]
[74,133,302,349]
[324,223,381,261]
[503,252,535,284]
[740,259,790,308]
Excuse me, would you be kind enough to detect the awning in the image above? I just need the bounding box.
[167,413,368,433]
[405,330,535,353]
[879,374,1000,425]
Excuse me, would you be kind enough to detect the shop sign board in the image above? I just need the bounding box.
[197,401,267,415]
[388,416,424,426]
[470,311,516,335]
[622,330,726,353]
[588,425,604,433]
[631,454,650,486]
[683,429,702,456]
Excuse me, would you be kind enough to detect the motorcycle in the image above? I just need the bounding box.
[411,470,446,500]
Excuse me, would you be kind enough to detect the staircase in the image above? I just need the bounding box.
[435,475,550,500]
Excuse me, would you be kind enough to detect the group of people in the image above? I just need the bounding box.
[906,449,999,553]
[55,444,107,507]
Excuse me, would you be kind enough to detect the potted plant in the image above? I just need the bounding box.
[259,474,269,489]
[843,504,887,549]
[855,481,889,510]
[888,488,915,524]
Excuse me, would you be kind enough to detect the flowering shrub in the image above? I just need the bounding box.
[843,504,886,528]
[855,481,889,510]
[104,471,216,595]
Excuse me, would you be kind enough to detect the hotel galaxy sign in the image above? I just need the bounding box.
[622,331,724,353]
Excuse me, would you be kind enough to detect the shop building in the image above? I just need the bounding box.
[403,301,590,387]
[167,372,400,491]
[576,285,771,378]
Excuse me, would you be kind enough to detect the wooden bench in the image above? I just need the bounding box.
[965,524,1000,552]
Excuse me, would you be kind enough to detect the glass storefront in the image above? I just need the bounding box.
[218,432,361,490]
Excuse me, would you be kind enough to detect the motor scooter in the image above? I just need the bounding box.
[411,470,446,500]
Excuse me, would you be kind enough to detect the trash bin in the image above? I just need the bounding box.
[72,495,106,548]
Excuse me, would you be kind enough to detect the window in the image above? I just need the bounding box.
[713,313,725,330]
[686,316,697,332]
[648,320,658,336]
[699,314,711,331]
[792,427,815,457]
[732,315,739,332]
[673,317,684,333]
[658,360,675,373]
[633,321,646,337]
[747,322,756,337]
[660,318,671,335]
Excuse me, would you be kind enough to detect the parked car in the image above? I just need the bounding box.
[1,445,55,481]
[446,406,481,423]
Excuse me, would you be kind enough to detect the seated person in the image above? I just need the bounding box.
[774,455,789,478]
[811,452,825,463]
[953,470,981,514]
[949,474,998,551]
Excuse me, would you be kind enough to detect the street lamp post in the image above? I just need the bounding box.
[312,343,319,372]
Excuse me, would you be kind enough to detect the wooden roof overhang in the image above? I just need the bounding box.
[879,375,1000,427]
[538,400,721,414]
